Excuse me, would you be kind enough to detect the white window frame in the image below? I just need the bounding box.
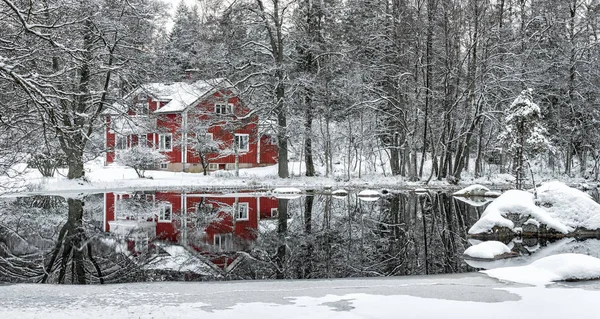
[115,135,127,150]
[158,133,172,151]
[134,94,150,115]
[215,103,234,115]
[137,134,148,148]
[213,233,233,251]
[208,163,219,170]
[158,203,172,223]
[271,208,278,218]
[235,134,249,152]
[159,163,168,169]
[235,202,249,221]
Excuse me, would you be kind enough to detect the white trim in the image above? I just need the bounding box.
[271,207,278,218]
[182,111,187,164]
[257,135,261,164]
[103,193,108,232]
[257,197,260,221]
[208,163,218,170]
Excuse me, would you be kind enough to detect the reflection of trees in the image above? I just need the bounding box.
[233,191,483,280]
[0,195,147,284]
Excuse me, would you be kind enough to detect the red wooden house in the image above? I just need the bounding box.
[105,78,278,172]
[103,191,279,268]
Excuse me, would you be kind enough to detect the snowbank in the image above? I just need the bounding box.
[463,241,512,260]
[483,253,600,285]
[468,181,600,235]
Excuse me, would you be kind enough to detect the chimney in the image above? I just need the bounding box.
[185,68,200,82]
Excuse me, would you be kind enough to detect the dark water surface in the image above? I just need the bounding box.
[0,188,598,283]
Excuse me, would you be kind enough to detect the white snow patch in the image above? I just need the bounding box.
[464,241,512,259]
[483,253,600,286]
[358,189,380,201]
[453,184,490,196]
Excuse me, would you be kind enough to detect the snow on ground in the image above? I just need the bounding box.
[468,181,600,235]
[1,273,600,319]
[483,253,600,286]
[463,241,512,259]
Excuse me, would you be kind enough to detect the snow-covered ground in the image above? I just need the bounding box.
[2,273,600,319]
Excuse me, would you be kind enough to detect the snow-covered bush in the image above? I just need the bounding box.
[116,146,167,178]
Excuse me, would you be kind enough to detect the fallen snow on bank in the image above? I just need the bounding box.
[464,241,512,259]
[468,181,600,235]
[468,189,569,234]
[483,253,600,286]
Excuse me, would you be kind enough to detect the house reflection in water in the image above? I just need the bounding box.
[103,191,279,269]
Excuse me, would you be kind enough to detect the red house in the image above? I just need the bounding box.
[105,78,278,172]
[103,191,280,268]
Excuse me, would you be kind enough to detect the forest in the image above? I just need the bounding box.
[1,0,599,185]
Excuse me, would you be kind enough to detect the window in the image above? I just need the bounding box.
[159,133,172,151]
[116,135,127,150]
[215,103,233,115]
[213,233,233,251]
[271,208,278,218]
[159,163,168,169]
[158,203,172,222]
[208,163,218,170]
[235,134,249,152]
[235,202,249,220]
[137,134,149,148]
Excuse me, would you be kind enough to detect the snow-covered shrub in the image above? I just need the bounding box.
[498,89,551,189]
[116,146,167,178]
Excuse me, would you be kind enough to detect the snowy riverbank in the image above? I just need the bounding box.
[2,158,598,196]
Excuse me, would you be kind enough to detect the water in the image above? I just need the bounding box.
[0,189,598,283]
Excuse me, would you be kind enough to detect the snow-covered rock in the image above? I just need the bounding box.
[536,181,600,231]
[358,189,380,201]
[453,184,491,196]
[483,253,600,285]
[331,189,348,197]
[468,181,600,235]
[463,241,513,260]
[272,187,303,199]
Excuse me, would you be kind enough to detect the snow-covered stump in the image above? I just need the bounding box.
[468,181,600,239]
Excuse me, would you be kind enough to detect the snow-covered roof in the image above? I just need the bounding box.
[110,78,234,115]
